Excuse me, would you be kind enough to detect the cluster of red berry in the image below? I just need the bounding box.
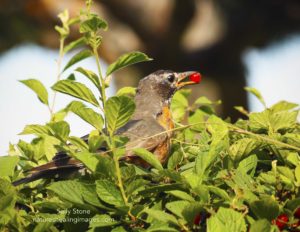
[272,208,300,231]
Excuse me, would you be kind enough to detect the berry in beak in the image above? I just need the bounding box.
[176,71,202,89]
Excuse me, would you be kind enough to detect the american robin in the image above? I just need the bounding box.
[12,70,201,186]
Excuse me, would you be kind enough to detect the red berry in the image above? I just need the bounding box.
[193,213,201,225]
[272,214,289,230]
[294,208,300,219]
[189,73,202,83]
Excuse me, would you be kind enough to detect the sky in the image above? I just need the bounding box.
[0,44,115,155]
[243,34,300,111]
[0,35,300,155]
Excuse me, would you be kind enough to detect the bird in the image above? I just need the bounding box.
[12,70,201,186]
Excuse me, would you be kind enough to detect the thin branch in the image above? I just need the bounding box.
[50,38,65,115]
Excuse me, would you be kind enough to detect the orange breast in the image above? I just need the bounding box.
[157,106,174,133]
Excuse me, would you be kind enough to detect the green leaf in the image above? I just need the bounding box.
[17,140,35,159]
[67,73,76,81]
[195,96,221,106]
[229,138,258,161]
[270,100,298,112]
[52,80,99,106]
[165,200,190,219]
[47,181,103,210]
[88,134,104,152]
[0,195,16,213]
[116,87,136,98]
[285,198,300,212]
[111,226,127,232]
[234,106,249,116]
[64,37,85,53]
[237,154,258,176]
[47,181,86,205]
[71,105,103,130]
[0,156,19,177]
[138,184,182,195]
[195,151,212,181]
[81,184,108,209]
[171,91,189,122]
[188,109,206,131]
[181,202,203,224]
[19,124,51,136]
[89,214,119,228]
[245,87,266,108]
[207,208,246,232]
[38,135,60,161]
[166,201,190,218]
[105,96,135,135]
[166,190,194,202]
[68,136,89,150]
[80,15,108,33]
[144,208,179,226]
[207,186,231,201]
[33,221,54,232]
[20,79,49,105]
[126,179,148,196]
[250,219,272,232]
[295,165,300,184]
[75,67,100,90]
[133,148,163,170]
[93,156,116,179]
[167,150,183,170]
[57,9,69,25]
[249,109,298,132]
[96,180,125,207]
[74,152,99,173]
[146,222,178,232]
[207,115,229,143]
[48,121,70,140]
[250,198,279,220]
[63,50,93,71]
[106,52,152,76]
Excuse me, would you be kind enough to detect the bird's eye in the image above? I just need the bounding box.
[167,74,175,83]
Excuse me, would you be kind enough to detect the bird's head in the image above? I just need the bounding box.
[137,70,202,101]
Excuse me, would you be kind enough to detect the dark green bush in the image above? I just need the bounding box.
[0,1,299,231]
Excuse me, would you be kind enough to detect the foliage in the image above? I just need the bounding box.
[1,1,300,232]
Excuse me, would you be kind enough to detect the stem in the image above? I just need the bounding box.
[111,139,128,206]
[50,38,65,116]
[93,47,107,126]
[227,124,300,152]
[92,46,129,210]
[114,155,128,205]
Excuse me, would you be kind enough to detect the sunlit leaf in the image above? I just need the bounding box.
[0,156,19,177]
[63,50,93,71]
[133,148,163,170]
[52,80,99,106]
[105,96,135,135]
[96,180,125,207]
[106,52,152,76]
[20,79,49,105]
[245,87,266,108]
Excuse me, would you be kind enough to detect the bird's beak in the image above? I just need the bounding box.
[175,71,201,89]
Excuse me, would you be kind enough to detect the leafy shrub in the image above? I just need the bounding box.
[1,1,300,231]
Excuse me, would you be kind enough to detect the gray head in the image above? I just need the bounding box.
[136,70,200,101]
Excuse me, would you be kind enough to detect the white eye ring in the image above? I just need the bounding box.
[167,74,175,83]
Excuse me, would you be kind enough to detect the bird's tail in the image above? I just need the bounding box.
[12,155,83,186]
